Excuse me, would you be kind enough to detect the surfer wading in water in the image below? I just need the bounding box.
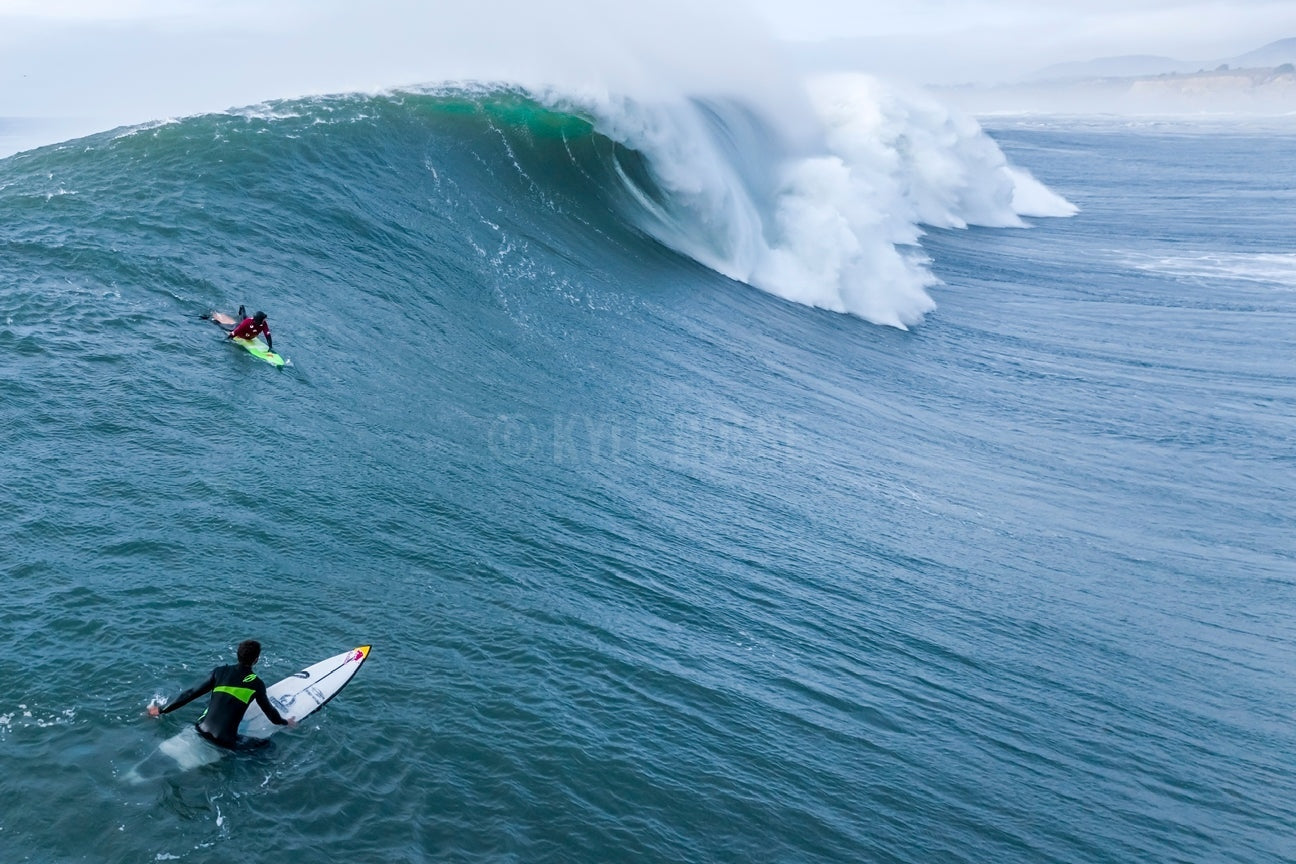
[148,639,296,749]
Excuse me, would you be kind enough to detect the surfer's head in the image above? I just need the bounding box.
[237,640,262,666]
[253,311,266,324]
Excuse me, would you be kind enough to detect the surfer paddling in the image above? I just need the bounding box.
[201,305,275,353]
[148,639,296,749]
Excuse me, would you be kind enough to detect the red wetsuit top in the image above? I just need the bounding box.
[229,316,271,348]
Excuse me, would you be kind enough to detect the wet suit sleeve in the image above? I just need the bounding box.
[252,678,289,726]
[159,669,216,715]
[262,324,272,352]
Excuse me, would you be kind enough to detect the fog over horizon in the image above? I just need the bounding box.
[755,0,1296,85]
[1,0,1294,155]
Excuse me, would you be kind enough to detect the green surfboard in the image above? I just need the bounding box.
[231,337,285,367]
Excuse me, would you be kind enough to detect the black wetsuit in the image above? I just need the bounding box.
[159,663,288,749]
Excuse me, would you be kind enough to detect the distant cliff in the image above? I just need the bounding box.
[935,64,1296,117]
[932,37,1296,116]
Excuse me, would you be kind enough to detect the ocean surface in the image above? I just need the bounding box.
[1,84,1293,864]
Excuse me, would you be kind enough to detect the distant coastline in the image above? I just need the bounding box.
[935,64,1296,117]
[793,36,1296,118]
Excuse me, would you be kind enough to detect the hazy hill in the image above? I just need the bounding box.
[935,65,1296,118]
[925,37,1296,117]
[1229,36,1296,68]
[1031,38,1296,82]
[786,34,1296,116]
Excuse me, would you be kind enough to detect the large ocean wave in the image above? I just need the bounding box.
[4,2,1077,327]
[5,72,1076,329]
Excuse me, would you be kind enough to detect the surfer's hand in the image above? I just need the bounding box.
[287,718,298,728]
[147,704,160,718]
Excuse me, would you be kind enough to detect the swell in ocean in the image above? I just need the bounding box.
[3,62,1294,864]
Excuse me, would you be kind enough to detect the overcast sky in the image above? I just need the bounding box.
[754,0,1292,49]
[753,0,1296,82]
[0,0,1293,134]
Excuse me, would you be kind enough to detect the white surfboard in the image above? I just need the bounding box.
[240,645,371,737]
[126,645,371,783]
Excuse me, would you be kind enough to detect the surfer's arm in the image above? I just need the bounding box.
[158,670,216,715]
[262,326,272,352]
[252,681,290,726]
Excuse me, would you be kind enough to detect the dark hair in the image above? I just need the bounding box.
[253,311,266,323]
[237,639,262,665]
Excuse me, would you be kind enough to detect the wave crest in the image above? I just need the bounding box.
[554,73,1077,328]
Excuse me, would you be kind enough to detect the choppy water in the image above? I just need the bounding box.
[1,95,1293,863]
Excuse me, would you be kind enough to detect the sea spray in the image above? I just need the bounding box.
[547,73,1076,327]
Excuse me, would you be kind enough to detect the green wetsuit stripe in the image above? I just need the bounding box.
[213,685,256,704]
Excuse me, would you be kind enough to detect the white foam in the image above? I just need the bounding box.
[559,72,1075,327]
[1006,166,1079,218]
[1128,251,1296,288]
[0,704,75,733]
